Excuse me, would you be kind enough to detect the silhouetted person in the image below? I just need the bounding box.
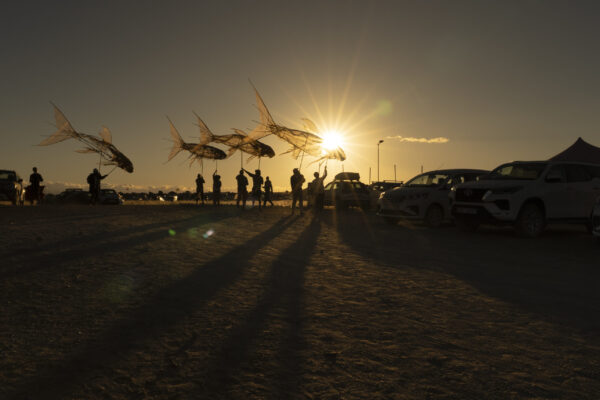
[195,173,205,205]
[311,166,328,212]
[29,167,43,204]
[212,170,221,206]
[244,168,263,209]
[263,176,274,207]
[235,169,248,208]
[290,168,305,215]
[87,168,107,205]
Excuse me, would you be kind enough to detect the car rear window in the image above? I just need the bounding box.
[0,171,16,181]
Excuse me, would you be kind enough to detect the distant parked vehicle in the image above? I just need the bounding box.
[370,181,404,192]
[98,189,123,205]
[451,161,600,237]
[323,172,371,210]
[0,170,25,205]
[57,188,90,204]
[377,169,488,227]
[591,197,600,239]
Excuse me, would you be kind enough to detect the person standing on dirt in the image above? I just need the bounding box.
[87,168,107,205]
[243,168,263,210]
[195,173,205,205]
[290,168,305,215]
[29,167,43,204]
[311,166,327,212]
[235,169,248,209]
[212,170,221,206]
[263,176,274,207]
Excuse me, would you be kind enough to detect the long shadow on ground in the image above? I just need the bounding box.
[1,206,235,259]
[7,215,299,400]
[0,209,239,279]
[325,209,600,333]
[197,217,321,398]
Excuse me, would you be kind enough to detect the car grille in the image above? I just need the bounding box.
[455,188,487,202]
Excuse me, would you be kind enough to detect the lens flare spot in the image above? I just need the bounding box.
[203,228,214,239]
[168,229,176,236]
[374,99,393,116]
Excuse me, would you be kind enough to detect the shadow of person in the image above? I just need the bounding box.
[8,215,299,400]
[198,217,321,398]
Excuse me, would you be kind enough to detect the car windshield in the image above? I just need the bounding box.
[0,171,16,181]
[405,173,449,186]
[488,163,547,180]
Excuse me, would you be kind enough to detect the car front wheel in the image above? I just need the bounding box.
[516,203,545,238]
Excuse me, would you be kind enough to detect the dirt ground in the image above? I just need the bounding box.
[1,203,599,399]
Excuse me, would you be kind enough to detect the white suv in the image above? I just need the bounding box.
[451,161,600,237]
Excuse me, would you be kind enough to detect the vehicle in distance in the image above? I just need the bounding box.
[451,161,600,237]
[57,188,90,204]
[323,172,371,210]
[377,169,488,227]
[99,189,123,205]
[0,170,25,205]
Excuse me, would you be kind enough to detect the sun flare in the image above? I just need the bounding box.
[321,130,345,150]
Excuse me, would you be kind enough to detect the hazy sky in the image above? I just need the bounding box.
[2,1,600,192]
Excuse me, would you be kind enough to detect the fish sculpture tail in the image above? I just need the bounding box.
[39,102,77,146]
[167,117,185,161]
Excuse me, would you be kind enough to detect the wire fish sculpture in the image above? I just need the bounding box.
[39,104,134,173]
[167,117,227,166]
[193,113,275,162]
[247,84,346,163]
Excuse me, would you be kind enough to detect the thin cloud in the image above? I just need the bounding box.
[386,135,449,144]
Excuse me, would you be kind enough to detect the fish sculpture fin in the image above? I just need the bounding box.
[99,126,112,143]
[246,155,256,163]
[167,117,184,162]
[193,112,214,145]
[301,118,319,133]
[38,131,73,146]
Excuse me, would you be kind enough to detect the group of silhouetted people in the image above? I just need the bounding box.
[194,166,326,214]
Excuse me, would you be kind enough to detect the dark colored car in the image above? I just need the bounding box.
[99,189,123,205]
[0,170,25,205]
[57,188,91,204]
[323,172,371,210]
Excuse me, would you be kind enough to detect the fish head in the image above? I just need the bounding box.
[263,145,275,158]
[118,154,134,173]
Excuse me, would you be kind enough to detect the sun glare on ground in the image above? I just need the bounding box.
[321,130,345,150]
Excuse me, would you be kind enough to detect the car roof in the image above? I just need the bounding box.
[417,169,489,174]
[497,160,600,166]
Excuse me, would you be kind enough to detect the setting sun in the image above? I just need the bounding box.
[321,130,345,150]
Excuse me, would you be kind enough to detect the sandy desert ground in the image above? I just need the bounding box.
[1,203,599,399]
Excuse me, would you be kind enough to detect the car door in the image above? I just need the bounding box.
[564,164,595,218]
[543,164,571,219]
[323,182,334,205]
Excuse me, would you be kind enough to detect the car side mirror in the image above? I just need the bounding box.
[545,171,562,183]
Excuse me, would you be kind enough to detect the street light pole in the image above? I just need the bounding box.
[377,139,384,182]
